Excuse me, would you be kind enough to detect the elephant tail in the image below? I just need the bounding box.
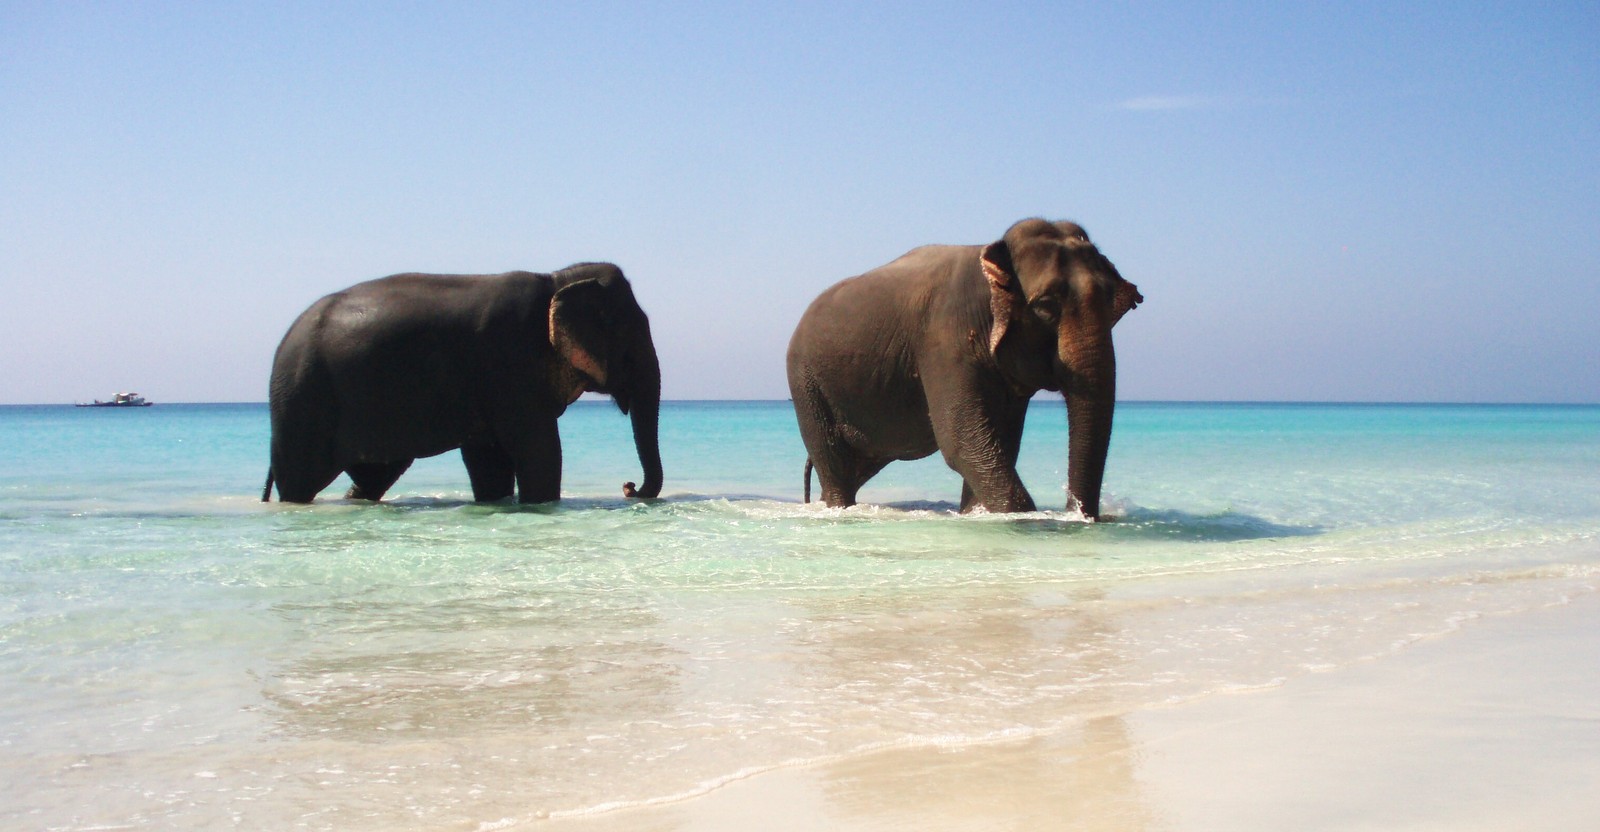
[261,467,274,502]
[803,458,813,504]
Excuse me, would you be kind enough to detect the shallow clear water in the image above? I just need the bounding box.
[3,401,1598,828]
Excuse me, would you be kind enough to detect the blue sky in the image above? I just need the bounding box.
[3,2,1596,403]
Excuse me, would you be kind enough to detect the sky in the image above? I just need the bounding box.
[2,2,1597,404]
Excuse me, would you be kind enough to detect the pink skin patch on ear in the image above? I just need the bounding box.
[549,303,607,389]
[981,255,1013,354]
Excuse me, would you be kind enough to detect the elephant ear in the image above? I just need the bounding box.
[1110,278,1143,326]
[980,240,1021,355]
[549,279,610,388]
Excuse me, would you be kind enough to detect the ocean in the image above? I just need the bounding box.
[2,400,1598,829]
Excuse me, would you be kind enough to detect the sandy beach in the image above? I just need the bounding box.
[550,591,1600,831]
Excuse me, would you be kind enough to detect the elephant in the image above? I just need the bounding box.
[787,219,1141,519]
[262,262,662,504]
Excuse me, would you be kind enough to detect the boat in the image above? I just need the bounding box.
[76,392,153,407]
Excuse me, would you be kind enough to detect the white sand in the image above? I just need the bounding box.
[548,592,1600,831]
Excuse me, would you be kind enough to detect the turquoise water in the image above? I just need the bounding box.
[3,401,1598,828]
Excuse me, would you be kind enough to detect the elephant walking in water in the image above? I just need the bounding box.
[263,263,662,504]
[787,219,1141,519]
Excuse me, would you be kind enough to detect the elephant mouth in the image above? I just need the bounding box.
[560,363,620,407]
[563,384,585,405]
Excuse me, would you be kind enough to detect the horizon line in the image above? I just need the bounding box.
[10,398,1598,408]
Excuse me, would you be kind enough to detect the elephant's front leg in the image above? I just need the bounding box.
[930,382,1035,513]
[956,397,1031,512]
[461,444,515,502]
[951,439,1035,513]
[510,416,563,504]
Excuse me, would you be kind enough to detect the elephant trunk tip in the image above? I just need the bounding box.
[623,479,661,499]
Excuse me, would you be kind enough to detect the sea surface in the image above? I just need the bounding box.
[2,400,1598,829]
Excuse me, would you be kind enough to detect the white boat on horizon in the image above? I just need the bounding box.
[76,392,153,407]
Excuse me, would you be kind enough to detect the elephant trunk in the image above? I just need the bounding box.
[1061,338,1117,521]
[622,349,663,499]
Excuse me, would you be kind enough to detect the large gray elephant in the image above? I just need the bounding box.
[262,263,662,504]
[787,219,1141,519]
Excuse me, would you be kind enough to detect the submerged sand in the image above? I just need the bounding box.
[548,593,1600,831]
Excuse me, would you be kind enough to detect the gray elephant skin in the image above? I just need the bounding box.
[787,219,1141,519]
[263,263,662,504]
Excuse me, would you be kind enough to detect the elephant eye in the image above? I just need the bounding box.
[1030,296,1062,322]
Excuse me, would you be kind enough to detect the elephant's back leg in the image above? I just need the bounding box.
[268,367,342,503]
[823,454,894,507]
[271,451,342,502]
[345,460,413,501]
[790,373,888,507]
[790,370,847,504]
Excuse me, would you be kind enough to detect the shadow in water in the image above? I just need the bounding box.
[865,501,1320,544]
[262,493,1321,546]
[880,499,963,512]
[338,494,649,513]
[1100,506,1320,543]
[352,491,803,513]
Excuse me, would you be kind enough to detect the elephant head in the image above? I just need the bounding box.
[981,219,1142,519]
[548,264,663,499]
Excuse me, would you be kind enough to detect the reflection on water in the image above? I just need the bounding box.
[248,559,1185,825]
[264,601,678,739]
[810,588,1152,832]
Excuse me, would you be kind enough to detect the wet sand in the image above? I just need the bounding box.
[548,592,1600,831]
